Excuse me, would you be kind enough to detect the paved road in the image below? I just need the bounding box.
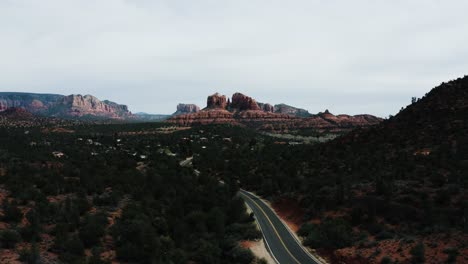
[239,190,322,264]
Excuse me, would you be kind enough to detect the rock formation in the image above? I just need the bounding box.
[167,92,382,131]
[170,109,236,126]
[230,93,261,111]
[173,104,200,115]
[0,92,132,120]
[59,94,131,118]
[261,103,275,113]
[207,93,228,109]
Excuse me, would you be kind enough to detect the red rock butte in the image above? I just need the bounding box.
[167,92,382,131]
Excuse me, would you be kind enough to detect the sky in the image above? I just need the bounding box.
[0,0,467,116]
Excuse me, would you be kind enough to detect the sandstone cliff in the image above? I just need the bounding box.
[0,92,132,120]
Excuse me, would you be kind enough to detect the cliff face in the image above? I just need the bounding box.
[58,94,131,119]
[0,92,132,119]
[0,93,62,112]
[167,92,382,131]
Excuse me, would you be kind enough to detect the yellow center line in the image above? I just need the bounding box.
[241,192,301,264]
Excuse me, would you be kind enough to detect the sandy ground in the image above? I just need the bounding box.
[241,240,276,264]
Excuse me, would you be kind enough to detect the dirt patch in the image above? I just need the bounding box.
[0,249,20,263]
[240,240,276,264]
[271,197,304,232]
[47,194,69,203]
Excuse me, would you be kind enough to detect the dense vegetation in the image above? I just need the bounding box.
[0,123,262,263]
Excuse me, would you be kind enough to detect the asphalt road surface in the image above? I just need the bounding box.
[239,190,322,264]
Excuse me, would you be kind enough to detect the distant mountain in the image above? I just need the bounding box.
[0,92,132,120]
[172,104,200,116]
[273,103,311,117]
[168,92,381,131]
[134,112,171,121]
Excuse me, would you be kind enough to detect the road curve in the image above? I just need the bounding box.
[239,190,322,264]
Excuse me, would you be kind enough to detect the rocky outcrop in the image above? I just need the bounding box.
[173,104,200,115]
[0,92,132,120]
[230,93,261,111]
[207,93,228,109]
[168,92,382,131]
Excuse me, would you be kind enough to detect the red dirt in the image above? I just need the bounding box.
[330,232,468,264]
[240,240,255,249]
[271,197,304,232]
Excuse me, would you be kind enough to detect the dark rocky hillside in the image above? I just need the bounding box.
[293,76,468,263]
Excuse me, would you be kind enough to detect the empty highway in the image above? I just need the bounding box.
[239,190,322,264]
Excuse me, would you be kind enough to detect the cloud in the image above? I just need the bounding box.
[0,0,467,116]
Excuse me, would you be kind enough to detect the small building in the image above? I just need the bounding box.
[414,148,431,156]
[52,151,65,158]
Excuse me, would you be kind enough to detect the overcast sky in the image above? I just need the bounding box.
[1,0,467,116]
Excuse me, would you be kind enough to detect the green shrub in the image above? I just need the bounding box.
[79,212,108,247]
[381,256,392,264]
[304,218,353,249]
[298,223,315,237]
[443,247,459,264]
[64,235,85,256]
[2,202,22,223]
[0,229,21,249]
[227,245,255,264]
[19,242,40,264]
[410,242,425,264]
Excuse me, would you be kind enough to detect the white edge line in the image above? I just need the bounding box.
[242,190,326,264]
[243,197,280,264]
